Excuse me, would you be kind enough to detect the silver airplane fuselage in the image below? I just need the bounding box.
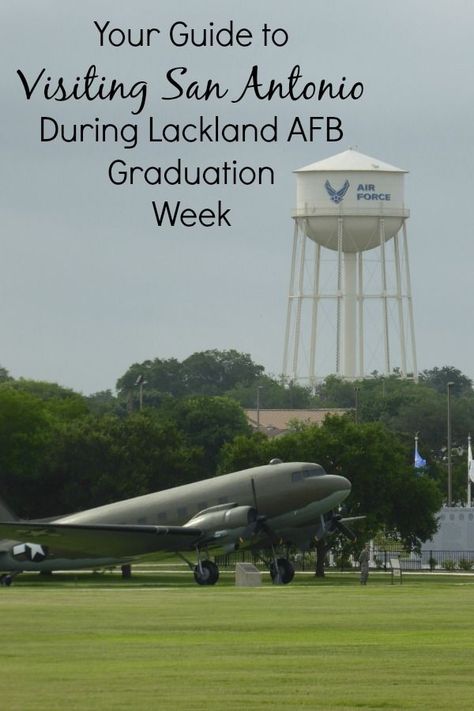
[0,461,351,580]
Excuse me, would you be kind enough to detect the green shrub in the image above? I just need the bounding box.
[458,558,473,571]
[444,559,456,571]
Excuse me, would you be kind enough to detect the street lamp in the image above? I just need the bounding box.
[135,374,147,411]
[447,381,455,507]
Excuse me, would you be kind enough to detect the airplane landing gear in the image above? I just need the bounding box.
[176,551,220,586]
[269,558,295,585]
[0,573,18,587]
[193,560,219,586]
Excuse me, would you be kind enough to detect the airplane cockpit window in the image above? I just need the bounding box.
[292,468,322,482]
[302,468,321,478]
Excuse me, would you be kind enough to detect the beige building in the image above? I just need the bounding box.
[244,409,347,438]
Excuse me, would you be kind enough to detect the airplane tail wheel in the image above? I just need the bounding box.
[270,558,295,585]
[193,560,219,586]
[0,574,13,587]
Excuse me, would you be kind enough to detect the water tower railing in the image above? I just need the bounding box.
[291,206,410,219]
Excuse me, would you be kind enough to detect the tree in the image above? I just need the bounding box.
[8,379,89,421]
[33,412,204,518]
[116,357,187,404]
[227,375,314,409]
[0,386,55,516]
[217,432,273,474]
[218,416,442,572]
[314,375,359,408]
[182,349,264,396]
[166,396,251,473]
[420,366,473,397]
[116,350,266,405]
[86,389,123,416]
[0,366,12,383]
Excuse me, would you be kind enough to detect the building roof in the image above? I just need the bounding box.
[295,148,407,174]
[244,408,347,437]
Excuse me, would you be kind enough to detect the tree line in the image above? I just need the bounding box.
[0,351,471,549]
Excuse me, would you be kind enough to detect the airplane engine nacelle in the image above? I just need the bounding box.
[187,505,257,532]
[222,506,257,529]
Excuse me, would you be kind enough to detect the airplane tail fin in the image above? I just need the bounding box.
[0,496,19,522]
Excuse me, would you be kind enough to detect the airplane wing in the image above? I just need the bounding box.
[0,521,203,558]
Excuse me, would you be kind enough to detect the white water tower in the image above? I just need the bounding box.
[282,148,418,384]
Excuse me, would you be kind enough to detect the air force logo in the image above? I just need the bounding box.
[325,179,350,204]
[12,542,48,562]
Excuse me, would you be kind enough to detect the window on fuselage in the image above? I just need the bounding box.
[157,512,168,523]
[302,468,321,478]
[177,507,188,519]
[292,468,322,482]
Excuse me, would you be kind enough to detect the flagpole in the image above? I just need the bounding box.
[414,432,426,471]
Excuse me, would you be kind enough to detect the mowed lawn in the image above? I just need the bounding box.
[2,573,474,710]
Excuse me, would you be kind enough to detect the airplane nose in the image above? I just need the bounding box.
[310,474,351,498]
[321,474,351,493]
[339,476,351,492]
[327,474,351,505]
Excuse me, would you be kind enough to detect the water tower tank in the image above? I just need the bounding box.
[294,149,408,251]
[283,148,417,384]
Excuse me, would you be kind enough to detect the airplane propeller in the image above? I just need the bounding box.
[326,512,358,542]
[240,478,280,545]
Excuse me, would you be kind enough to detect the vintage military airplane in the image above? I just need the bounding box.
[0,459,354,586]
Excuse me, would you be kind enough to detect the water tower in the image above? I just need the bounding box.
[282,148,418,384]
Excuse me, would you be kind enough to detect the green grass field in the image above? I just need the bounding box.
[2,570,474,710]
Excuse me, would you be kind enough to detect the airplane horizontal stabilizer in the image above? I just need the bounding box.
[0,497,18,522]
[0,521,203,558]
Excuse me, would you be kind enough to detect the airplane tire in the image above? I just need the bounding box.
[270,558,295,585]
[0,575,13,587]
[193,560,219,586]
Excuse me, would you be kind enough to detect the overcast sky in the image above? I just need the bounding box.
[1,0,474,394]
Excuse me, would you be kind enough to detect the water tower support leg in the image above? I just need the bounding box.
[343,252,357,379]
[358,252,364,378]
[292,225,307,380]
[282,220,299,378]
[402,221,418,381]
[309,242,321,387]
[379,219,391,375]
[336,218,343,376]
[394,232,407,377]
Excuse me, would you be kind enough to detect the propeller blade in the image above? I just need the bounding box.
[334,519,357,542]
[251,477,258,511]
[239,477,281,545]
